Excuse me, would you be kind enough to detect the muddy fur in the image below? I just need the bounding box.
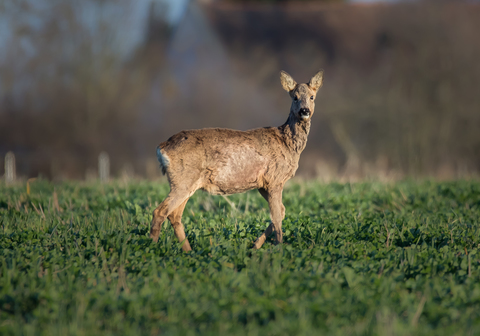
[150,70,324,251]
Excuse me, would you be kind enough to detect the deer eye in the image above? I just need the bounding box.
[310,96,314,100]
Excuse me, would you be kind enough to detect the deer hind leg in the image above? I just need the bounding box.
[253,187,285,249]
[150,190,192,243]
[167,198,192,252]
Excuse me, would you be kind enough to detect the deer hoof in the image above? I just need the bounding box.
[150,231,160,243]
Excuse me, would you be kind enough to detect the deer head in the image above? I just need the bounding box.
[280,70,324,121]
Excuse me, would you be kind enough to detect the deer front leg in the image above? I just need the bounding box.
[253,188,285,249]
[269,189,285,244]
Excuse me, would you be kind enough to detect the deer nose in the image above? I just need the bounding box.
[299,108,310,118]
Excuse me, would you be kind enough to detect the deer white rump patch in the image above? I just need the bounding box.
[156,147,170,175]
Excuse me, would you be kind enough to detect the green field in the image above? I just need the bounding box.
[1,179,479,335]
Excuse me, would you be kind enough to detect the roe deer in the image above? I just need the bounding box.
[150,70,324,251]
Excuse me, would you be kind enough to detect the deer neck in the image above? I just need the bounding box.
[279,113,311,154]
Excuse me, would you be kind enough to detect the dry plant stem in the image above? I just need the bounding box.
[150,70,324,251]
[411,295,427,327]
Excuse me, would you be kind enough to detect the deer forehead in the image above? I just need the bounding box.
[293,84,315,98]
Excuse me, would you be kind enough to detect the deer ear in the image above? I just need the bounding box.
[280,71,297,92]
[309,70,324,91]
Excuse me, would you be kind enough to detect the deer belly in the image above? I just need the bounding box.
[204,148,266,195]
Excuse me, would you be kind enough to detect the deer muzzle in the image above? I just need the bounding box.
[298,108,310,120]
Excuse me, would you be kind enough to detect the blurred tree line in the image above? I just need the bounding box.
[202,0,480,179]
[227,0,344,3]
[0,0,169,179]
[0,0,479,180]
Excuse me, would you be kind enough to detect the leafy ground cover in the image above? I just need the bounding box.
[0,179,479,335]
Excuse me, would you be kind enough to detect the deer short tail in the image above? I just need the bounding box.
[156,146,170,175]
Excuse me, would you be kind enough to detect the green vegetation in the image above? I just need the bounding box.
[1,179,479,335]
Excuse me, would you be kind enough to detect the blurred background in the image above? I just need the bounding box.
[1,0,479,182]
